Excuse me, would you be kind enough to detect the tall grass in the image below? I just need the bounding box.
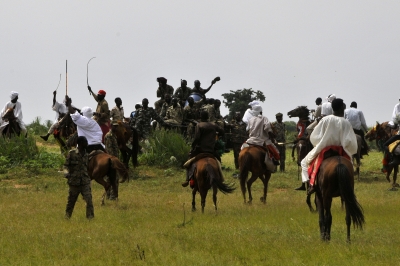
[139,129,191,168]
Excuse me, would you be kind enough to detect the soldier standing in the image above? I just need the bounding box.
[230,112,248,173]
[134,98,165,140]
[271,113,286,172]
[174,79,192,107]
[104,121,120,200]
[64,136,94,220]
[154,77,174,114]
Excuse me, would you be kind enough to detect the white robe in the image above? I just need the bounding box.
[0,101,26,133]
[70,112,104,146]
[301,115,357,182]
[246,115,273,146]
[391,103,400,125]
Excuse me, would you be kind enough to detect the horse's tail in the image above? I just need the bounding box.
[110,156,129,183]
[336,163,365,229]
[207,163,235,194]
[131,126,139,167]
[239,150,251,192]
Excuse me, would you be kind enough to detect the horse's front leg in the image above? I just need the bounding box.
[212,185,218,212]
[259,172,271,204]
[315,192,326,240]
[393,165,399,188]
[191,187,197,212]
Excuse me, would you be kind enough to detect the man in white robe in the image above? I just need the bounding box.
[389,99,400,128]
[41,90,68,141]
[66,96,104,153]
[301,98,357,194]
[320,94,336,117]
[0,91,27,136]
[242,100,261,126]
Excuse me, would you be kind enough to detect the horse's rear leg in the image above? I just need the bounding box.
[323,198,333,241]
[246,173,258,204]
[200,190,208,213]
[93,176,111,206]
[316,193,326,240]
[259,172,271,204]
[192,188,197,212]
[212,185,218,212]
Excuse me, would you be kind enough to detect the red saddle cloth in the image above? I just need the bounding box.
[307,146,350,186]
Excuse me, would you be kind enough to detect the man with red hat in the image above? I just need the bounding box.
[88,86,110,142]
[154,77,174,114]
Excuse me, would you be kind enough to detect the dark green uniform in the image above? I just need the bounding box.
[104,131,119,200]
[134,107,164,139]
[64,149,94,219]
[230,120,248,169]
[154,85,174,114]
[174,87,192,102]
[271,121,286,171]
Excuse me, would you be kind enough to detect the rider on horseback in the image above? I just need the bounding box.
[40,90,68,141]
[344,101,369,157]
[321,94,336,117]
[0,91,27,137]
[301,98,358,195]
[87,86,110,142]
[389,98,400,129]
[66,96,105,153]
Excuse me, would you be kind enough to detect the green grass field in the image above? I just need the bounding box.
[0,140,400,265]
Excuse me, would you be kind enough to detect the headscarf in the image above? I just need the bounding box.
[81,106,93,118]
[10,91,19,100]
[327,94,336,102]
[252,105,263,116]
[248,100,260,107]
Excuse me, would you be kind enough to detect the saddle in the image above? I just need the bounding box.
[184,153,223,188]
[88,150,105,161]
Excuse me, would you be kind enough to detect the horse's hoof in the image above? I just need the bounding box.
[246,201,252,205]
[394,183,400,187]
[388,187,398,191]
[260,197,266,203]
[192,208,196,212]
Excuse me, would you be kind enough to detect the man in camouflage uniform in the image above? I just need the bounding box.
[271,112,286,172]
[183,97,198,139]
[201,98,216,122]
[174,79,192,107]
[87,86,110,142]
[133,98,165,140]
[159,94,173,119]
[110,97,124,122]
[104,121,120,200]
[164,97,183,126]
[213,99,225,128]
[192,79,217,100]
[230,112,248,171]
[64,136,94,220]
[154,77,174,114]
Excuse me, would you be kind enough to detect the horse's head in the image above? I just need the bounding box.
[287,106,309,119]
[365,122,379,141]
[2,108,15,121]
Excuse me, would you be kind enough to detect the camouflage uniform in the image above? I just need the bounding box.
[201,104,216,122]
[230,120,248,169]
[160,101,172,119]
[64,149,94,219]
[214,107,225,128]
[104,131,119,200]
[154,85,174,114]
[183,105,198,139]
[134,107,163,139]
[164,105,183,125]
[174,87,192,102]
[110,106,124,121]
[271,121,286,171]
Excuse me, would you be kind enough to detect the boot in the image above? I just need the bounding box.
[388,155,400,166]
[181,181,189,187]
[40,133,50,141]
[307,185,316,195]
[295,183,306,191]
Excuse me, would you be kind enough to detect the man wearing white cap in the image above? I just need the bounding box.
[321,94,336,117]
[242,100,260,125]
[0,91,27,136]
[65,96,104,153]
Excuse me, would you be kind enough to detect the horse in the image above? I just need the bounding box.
[53,113,77,154]
[315,155,365,242]
[365,121,398,151]
[1,108,21,138]
[191,157,235,213]
[88,152,129,205]
[114,122,139,169]
[365,122,399,187]
[239,146,272,204]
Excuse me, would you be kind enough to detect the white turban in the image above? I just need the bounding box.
[249,100,260,107]
[327,94,336,102]
[81,106,93,118]
[10,91,19,100]
[252,105,263,116]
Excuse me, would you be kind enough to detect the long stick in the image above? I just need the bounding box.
[66,60,68,96]
[55,74,61,92]
[87,57,96,95]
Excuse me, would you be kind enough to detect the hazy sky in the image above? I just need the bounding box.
[1,1,399,126]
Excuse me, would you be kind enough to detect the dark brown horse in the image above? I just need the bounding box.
[365,121,398,151]
[114,122,139,169]
[353,135,362,180]
[365,122,399,187]
[1,108,21,138]
[239,146,272,204]
[315,156,365,242]
[88,152,129,205]
[54,113,77,154]
[191,157,235,213]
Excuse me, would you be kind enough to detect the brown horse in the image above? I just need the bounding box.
[1,108,21,138]
[353,135,362,180]
[114,122,139,169]
[365,121,398,151]
[191,157,235,213]
[365,122,399,187]
[53,113,77,154]
[88,152,129,205]
[315,155,365,242]
[239,146,272,204]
